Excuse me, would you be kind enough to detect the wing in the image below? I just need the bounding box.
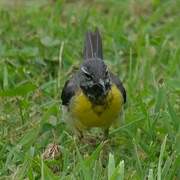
[61,76,78,106]
[110,73,126,103]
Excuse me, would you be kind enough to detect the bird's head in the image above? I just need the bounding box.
[78,59,111,104]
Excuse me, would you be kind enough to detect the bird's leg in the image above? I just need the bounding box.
[76,129,99,146]
[103,128,109,141]
[75,129,84,141]
[100,128,111,167]
[74,128,94,145]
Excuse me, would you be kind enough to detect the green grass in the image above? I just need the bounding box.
[0,0,180,179]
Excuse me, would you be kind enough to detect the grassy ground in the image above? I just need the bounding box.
[0,0,180,179]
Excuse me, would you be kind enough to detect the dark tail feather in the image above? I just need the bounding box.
[83,28,103,60]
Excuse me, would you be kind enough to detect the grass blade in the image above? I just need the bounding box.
[157,135,167,180]
[109,159,125,180]
[41,156,59,180]
[148,168,154,180]
[162,154,174,179]
[167,101,179,132]
[108,153,115,180]
[0,83,36,97]
[118,160,125,180]
[3,64,8,90]
[133,139,143,178]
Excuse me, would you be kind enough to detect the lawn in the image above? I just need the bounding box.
[0,0,180,179]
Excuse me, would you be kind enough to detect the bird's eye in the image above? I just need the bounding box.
[85,73,92,80]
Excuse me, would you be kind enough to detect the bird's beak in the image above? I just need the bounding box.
[99,79,106,94]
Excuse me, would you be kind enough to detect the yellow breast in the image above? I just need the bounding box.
[70,84,123,129]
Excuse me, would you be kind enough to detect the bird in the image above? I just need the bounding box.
[61,28,126,140]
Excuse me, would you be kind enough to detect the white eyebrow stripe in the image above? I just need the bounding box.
[81,66,90,74]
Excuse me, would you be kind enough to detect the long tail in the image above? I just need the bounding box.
[83,28,103,60]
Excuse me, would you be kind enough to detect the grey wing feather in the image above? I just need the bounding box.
[61,76,78,106]
[110,73,126,103]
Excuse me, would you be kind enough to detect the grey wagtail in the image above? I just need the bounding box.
[61,29,126,138]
